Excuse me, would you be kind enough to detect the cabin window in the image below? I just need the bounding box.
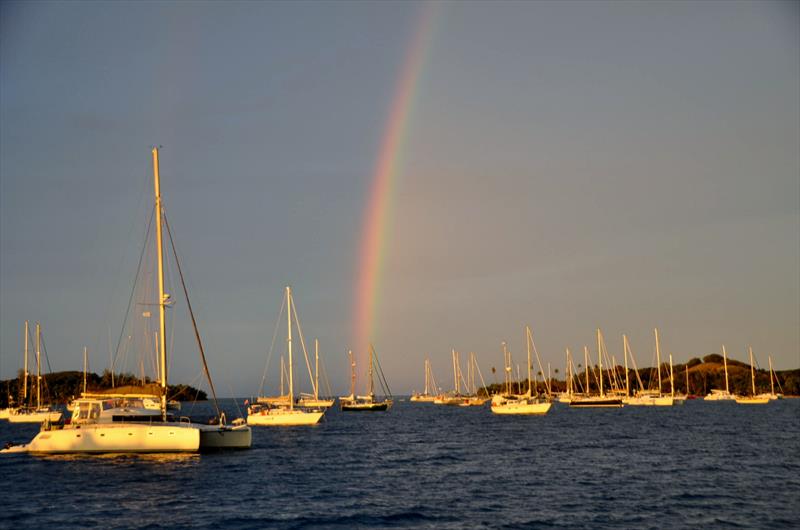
[90,404,101,419]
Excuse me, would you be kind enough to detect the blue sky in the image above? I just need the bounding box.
[1,1,798,395]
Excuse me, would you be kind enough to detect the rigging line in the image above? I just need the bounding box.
[371,345,392,398]
[163,213,221,418]
[112,205,155,374]
[259,294,286,397]
[289,296,317,395]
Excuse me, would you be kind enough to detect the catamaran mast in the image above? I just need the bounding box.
[287,286,294,410]
[623,335,630,397]
[597,329,604,397]
[669,353,675,398]
[152,147,169,420]
[584,346,590,396]
[314,339,319,400]
[769,355,775,396]
[526,326,532,396]
[83,347,88,394]
[368,346,374,397]
[748,346,756,396]
[348,350,355,398]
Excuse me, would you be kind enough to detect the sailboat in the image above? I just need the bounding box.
[340,345,393,411]
[3,147,250,453]
[735,347,770,405]
[247,287,325,426]
[622,330,673,406]
[296,340,335,408]
[704,345,735,401]
[759,356,783,400]
[7,322,63,423]
[410,358,438,402]
[461,352,490,406]
[569,330,623,408]
[491,326,552,415]
[434,350,469,405]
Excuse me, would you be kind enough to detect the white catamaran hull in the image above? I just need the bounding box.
[1,423,200,454]
[247,409,324,426]
[7,410,63,423]
[735,396,770,405]
[491,401,552,415]
[623,396,674,406]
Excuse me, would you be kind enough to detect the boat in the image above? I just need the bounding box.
[247,287,325,426]
[735,347,770,405]
[758,355,783,400]
[704,345,736,401]
[3,147,250,453]
[7,322,63,423]
[296,340,335,408]
[340,346,393,411]
[491,326,552,415]
[622,330,673,406]
[570,330,623,408]
[410,358,438,402]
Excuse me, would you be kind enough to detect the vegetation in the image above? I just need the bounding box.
[0,370,207,407]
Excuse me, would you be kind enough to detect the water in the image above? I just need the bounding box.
[1,399,798,529]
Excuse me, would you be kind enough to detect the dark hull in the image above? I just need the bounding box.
[569,398,623,408]
[341,402,389,412]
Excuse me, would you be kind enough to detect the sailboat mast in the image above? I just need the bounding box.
[597,329,603,396]
[502,341,510,395]
[769,355,775,396]
[36,322,41,409]
[280,356,284,396]
[584,346,590,395]
[368,346,374,397]
[315,339,319,400]
[526,326,532,396]
[23,320,28,402]
[452,349,457,394]
[83,347,88,394]
[722,345,729,394]
[623,335,630,397]
[566,348,572,398]
[669,353,674,398]
[348,350,355,397]
[287,286,293,409]
[152,147,169,420]
[424,359,430,395]
[685,364,690,395]
[749,346,756,396]
[654,328,662,396]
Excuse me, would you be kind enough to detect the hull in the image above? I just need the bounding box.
[0,408,12,420]
[7,410,63,423]
[569,397,623,408]
[735,396,770,405]
[704,392,735,401]
[247,409,324,426]
[341,402,389,411]
[1,423,200,454]
[491,401,552,415]
[623,395,674,407]
[198,424,252,448]
[296,398,335,408]
[410,395,436,402]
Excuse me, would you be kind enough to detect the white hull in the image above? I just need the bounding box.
[735,396,770,405]
[296,398,335,408]
[409,395,436,402]
[7,410,63,423]
[0,408,12,419]
[1,423,200,454]
[491,401,552,415]
[704,392,735,401]
[198,424,252,449]
[247,408,324,426]
[623,395,674,406]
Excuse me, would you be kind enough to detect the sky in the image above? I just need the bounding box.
[1,1,798,397]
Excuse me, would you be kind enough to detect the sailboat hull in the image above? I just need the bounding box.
[198,424,252,448]
[341,402,389,411]
[623,396,674,406]
[409,395,436,402]
[247,409,324,426]
[735,396,770,405]
[491,401,552,415]
[1,423,200,454]
[569,397,623,408]
[7,410,63,423]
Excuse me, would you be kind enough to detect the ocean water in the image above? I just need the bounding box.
[1,398,798,529]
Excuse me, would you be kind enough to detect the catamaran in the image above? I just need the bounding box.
[297,339,335,408]
[247,287,325,426]
[340,345,393,411]
[3,147,250,453]
[491,326,552,415]
[570,329,623,408]
[622,330,673,406]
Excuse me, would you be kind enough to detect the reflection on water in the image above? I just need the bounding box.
[35,452,201,465]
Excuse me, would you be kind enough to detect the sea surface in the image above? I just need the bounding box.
[1,398,798,529]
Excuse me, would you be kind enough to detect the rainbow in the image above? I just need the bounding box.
[352,3,439,362]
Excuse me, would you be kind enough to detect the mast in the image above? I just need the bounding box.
[565,348,572,398]
[769,355,775,396]
[314,339,319,400]
[152,147,169,420]
[623,335,630,397]
[36,322,41,409]
[23,321,28,402]
[279,356,284,396]
[286,286,293,409]
[748,346,756,396]
[526,326,532,396]
[584,346,590,395]
[83,347,88,394]
[348,350,355,398]
[502,341,510,396]
[669,353,674,398]
[424,358,430,395]
[654,328,662,396]
[597,329,603,397]
[452,349,458,394]
[685,364,690,396]
[722,345,730,394]
[368,345,375,397]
